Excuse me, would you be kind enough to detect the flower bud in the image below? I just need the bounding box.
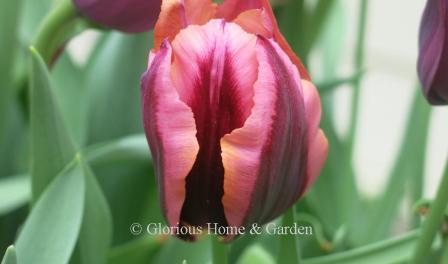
[418,0,448,104]
[73,0,162,33]
[141,0,328,241]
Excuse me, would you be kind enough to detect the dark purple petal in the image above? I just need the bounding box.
[73,0,162,33]
[418,0,448,104]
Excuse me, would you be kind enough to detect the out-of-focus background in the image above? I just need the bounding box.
[313,0,448,197]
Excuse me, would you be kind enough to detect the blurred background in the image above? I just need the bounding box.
[1,0,447,263]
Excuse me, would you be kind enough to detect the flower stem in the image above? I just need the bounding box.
[211,236,228,264]
[33,0,78,64]
[347,0,368,158]
[411,159,448,263]
[278,207,301,264]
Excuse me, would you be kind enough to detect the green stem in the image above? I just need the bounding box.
[278,208,301,264]
[33,0,78,64]
[347,0,368,158]
[411,159,448,263]
[212,237,228,264]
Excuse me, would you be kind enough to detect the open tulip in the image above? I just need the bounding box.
[418,0,448,104]
[73,0,162,33]
[141,0,328,241]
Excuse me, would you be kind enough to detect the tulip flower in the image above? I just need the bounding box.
[73,0,162,33]
[141,0,328,240]
[418,0,448,104]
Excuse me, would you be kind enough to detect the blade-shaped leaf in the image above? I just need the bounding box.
[73,159,112,264]
[302,230,439,264]
[86,32,151,144]
[15,160,85,264]
[84,134,160,245]
[107,237,162,264]
[52,53,88,147]
[28,47,76,201]
[0,175,30,216]
[1,246,17,264]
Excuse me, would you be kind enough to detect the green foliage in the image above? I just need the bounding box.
[1,246,17,264]
[15,160,85,264]
[29,47,77,201]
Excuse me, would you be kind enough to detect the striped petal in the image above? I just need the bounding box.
[141,41,199,227]
[169,20,258,229]
[221,36,309,229]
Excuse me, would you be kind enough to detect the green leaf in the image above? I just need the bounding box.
[28,47,76,201]
[302,230,440,264]
[153,237,211,264]
[73,159,112,264]
[86,32,152,144]
[1,246,17,264]
[52,53,88,147]
[237,244,275,264]
[0,175,30,216]
[84,135,160,245]
[0,0,22,144]
[84,134,149,165]
[15,159,85,264]
[19,0,52,45]
[107,237,163,264]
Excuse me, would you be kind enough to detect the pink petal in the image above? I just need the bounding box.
[141,41,199,227]
[221,36,309,229]
[298,80,328,195]
[169,20,259,227]
[217,0,310,80]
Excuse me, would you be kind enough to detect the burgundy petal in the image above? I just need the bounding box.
[418,0,448,104]
[73,0,162,33]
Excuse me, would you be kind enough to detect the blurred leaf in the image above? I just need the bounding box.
[237,244,275,264]
[1,246,16,264]
[107,236,163,264]
[302,230,440,264]
[303,0,336,57]
[73,159,112,264]
[153,237,211,264]
[28,47,76,201]
[0,176,30,216]
[52,53,88,146]
[15,160,85,264]
[85,134,149,165]
[82,134,159,245]
[361,89,431,244]
[317,71,365,95]
[19,0,52,45]
[86,32,152,144]
[0,0,22,145]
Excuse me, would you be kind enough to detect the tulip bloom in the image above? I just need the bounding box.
[73,0,161,33]
[418,0,448,104]
[141,0,328,240]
